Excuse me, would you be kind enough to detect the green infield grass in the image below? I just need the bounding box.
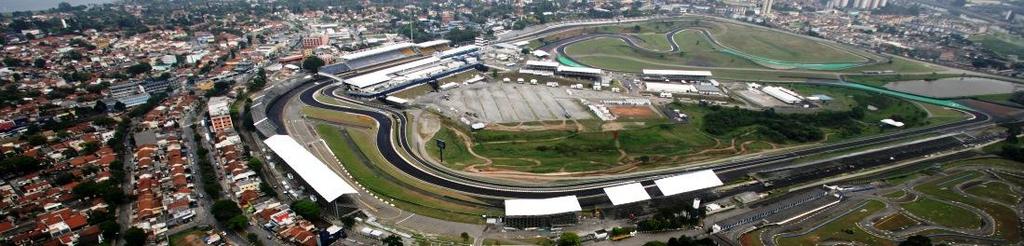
[874,213,919,232]
[964,181,1020,205]
[900,196,983,230]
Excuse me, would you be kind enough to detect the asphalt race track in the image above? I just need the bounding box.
[265,79,994,205]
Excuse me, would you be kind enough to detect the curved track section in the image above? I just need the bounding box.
[547,27,878,71]
[284,80,993,202]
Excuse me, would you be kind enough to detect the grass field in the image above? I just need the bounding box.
[964,181,1020,205]
[316,124,499,223]
[900,196,982,230]
[449,104,745,173]
[441,83,960,173]
[427,126,487,168]
[913,168,1022,242]
[873,213,919,232]
[557,18,939,77]
[844,73,963,87]
[774,200,892,246]
[633,33,672,51]
[840,55,938,74]
[787,83,947,129]
[707,22,866,63]
[970,33,1024,59]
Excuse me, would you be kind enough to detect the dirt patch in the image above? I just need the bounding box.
[601,121,647,131]
[417,111,442,139]
[178,234,204,246]
[608,106,659,119]
[484,120,580,132]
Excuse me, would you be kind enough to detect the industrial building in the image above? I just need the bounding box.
[761,86,804,104]
[520,59,603,79]
[109,81,152,107]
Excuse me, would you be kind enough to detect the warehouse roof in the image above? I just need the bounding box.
[654,170,723,196]
[603,183,652,206]
[642,69,713,77]
[263,135,358,202]
[504,196,582,216]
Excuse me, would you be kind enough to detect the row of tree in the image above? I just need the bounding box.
[700,104,865,143]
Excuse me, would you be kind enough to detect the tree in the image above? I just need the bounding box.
[3,57,23,67]
[556,232,581,246]
[341,216,356,229]
[0,155,42,174]
[247,158,263,171]
[226,215,249,230]
[445,28,479,43]
[1006,124,1021,144]
[126,62,152,75]
[291,199,321,219]
[460,232,470,242]
[899,235,932,246]
[211,200,243,221]
[33,58,46,68]
[383,235,404,246]
[302,56,325,73]
[123,227,147,246]
[99,221,120,241]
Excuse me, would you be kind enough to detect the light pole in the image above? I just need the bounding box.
[434,139,446,163]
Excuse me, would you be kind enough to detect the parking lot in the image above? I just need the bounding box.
[416,82,632,124]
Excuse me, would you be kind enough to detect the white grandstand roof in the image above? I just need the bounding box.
[526,60,559,68]
[654,170,724,196]
[341,42,415,61]
[345,57,443,89]
[557,66,602,74]
[642,69,713,77]
[439,45,479,57]
[603,183,652,206]
[416,39,450,48]
[504,196,582,216]
[346,73,392,89]
[262,135,357,202]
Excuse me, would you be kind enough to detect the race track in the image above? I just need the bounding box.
[269,80,993,205]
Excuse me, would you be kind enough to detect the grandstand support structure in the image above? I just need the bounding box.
[318,72,346,84]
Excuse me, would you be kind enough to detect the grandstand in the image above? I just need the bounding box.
[642,69,713,82]
[416,39,451,54]
[710,187,842,233]
[438,45,480,59]
[340,43,421,71]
